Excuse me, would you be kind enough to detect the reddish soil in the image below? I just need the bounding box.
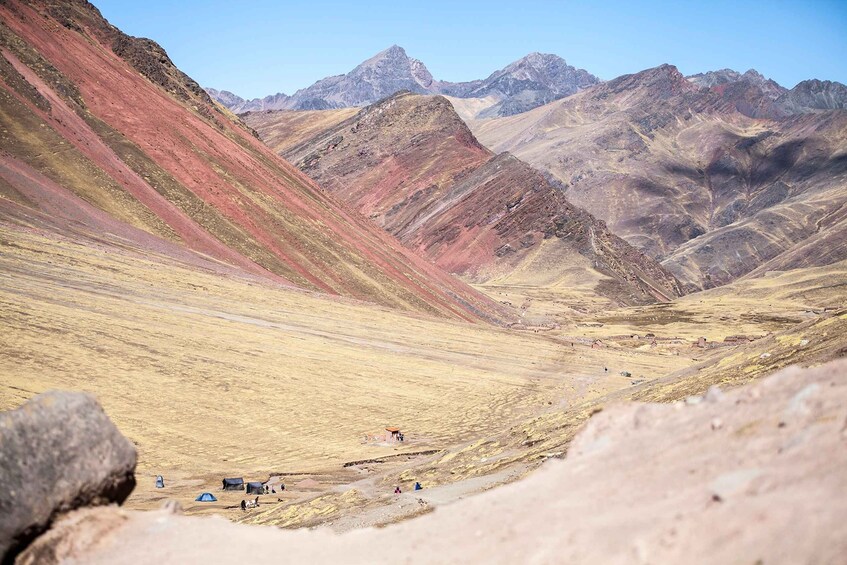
[252,93,683,304]
[0,0,504,322]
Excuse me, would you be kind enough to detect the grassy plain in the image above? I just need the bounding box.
[2,219,843,527]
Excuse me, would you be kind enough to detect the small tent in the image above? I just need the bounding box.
[195,492,217,502]
[246,481,264,495]
[155,475,164,488]
[222,477,244,491]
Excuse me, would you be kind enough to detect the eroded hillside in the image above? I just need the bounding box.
[246,92,683,307]
[466,65,847,289]
[0,0,503,322]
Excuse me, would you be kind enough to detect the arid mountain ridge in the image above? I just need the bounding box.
[208,45,601,117]
[208,44,846,120]
[245,92,684,306]
[466,64,847,289]
[0,0,505,322]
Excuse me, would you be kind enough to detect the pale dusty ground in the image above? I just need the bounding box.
[22,360,847,564]
[0,222,692,523]
[3,215,844,532]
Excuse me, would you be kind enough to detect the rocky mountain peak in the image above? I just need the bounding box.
[777,79,847,113]
[687,69,744,87]
[209,48,599,117]
[205,88,247,107]
[604,64,694,99]
[354,44,432,86]
[410,57,433,87]
[449,52,600,117]
[489,52,599,91]
[741,68,767,82]
[360,44,410,68]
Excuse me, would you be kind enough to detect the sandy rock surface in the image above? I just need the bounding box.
[19,360,847,564]
[0,392,136,561]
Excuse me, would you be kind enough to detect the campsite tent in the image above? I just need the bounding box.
[246,481,265,495]
[155,475,164,488]
[222,477,244,491]
[195,492,217,502]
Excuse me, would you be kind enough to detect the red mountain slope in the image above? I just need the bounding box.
[0,0,503,322]
[247,93,683,305]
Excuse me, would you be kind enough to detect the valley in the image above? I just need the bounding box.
[0,0,845,562]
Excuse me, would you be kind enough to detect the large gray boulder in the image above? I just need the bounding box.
[0,392,136,561]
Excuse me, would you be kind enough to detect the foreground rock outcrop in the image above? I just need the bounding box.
[0,392,136,561]
[20,360,847,564]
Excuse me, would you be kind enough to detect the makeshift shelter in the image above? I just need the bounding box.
[195,492,217,502]
[386,427,402,442]
[222,477,244,491]
[246,481,264,495]
[155,475,164,488]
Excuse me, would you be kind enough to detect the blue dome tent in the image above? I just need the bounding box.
[195,492,217,502]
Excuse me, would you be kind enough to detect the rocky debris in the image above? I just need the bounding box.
[19,360,847,564]
[0,392,136,561]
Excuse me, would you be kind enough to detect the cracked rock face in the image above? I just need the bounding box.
[0,391,136,561]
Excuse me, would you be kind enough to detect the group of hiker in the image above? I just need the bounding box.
[394,482,423,494]
[159,472,425,509]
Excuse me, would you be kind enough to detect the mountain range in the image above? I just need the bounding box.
[465,64,847,288]
[209,45,846,122]
[207,45,601,117]
[687,68,847,119]
[245,92,683,306]
[2,0,847,561]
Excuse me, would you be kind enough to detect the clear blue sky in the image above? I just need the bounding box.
[95,0,847,99]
